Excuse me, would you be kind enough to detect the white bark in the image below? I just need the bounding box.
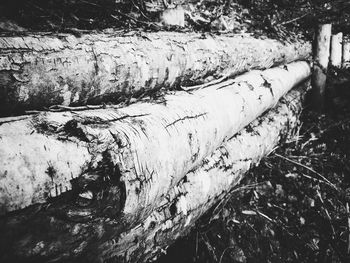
[330,32,343,68]
[0,61,311,216]
[312,24,332,111]
[107,84,309,262]
[0,82,309,263]
[0,31,311,116]
[342,38,350,68]
[315,24,332,69]
[160,6,185,26]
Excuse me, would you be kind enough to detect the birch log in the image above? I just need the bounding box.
[0,31,311,116]
[330,32,343,68]
[0,61,311,217]
[0,83,308,263]
[311,24,332,111]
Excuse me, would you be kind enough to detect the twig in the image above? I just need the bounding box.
[180,74,232,91]
[200,233,218,262]
[316,189,335,237]
[280,12,310,25]
[219,247,235,263]
[0,116,31,124]
[210,182,268,223]
[256,210,275,223]
[274,153,337,190]
[300,173,335,187]
[48,104,108,112]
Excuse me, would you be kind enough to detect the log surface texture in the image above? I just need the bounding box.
[0,80,309,263]
[0,31,311,116]
[0,61,310,262]
[0,61,311,215]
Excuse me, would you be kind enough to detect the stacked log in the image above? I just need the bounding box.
[0,60,311,262]
[0,61,311,214]
[0,32,311,116]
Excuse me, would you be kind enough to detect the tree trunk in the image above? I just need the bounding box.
[0,31,311,116]
[0,81,309,263]
[0,61,310,216]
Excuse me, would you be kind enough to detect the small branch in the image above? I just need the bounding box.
[280,12,309,25]
[274,153,337,190]
[300,173,335,187]
[316,189,335,237]
[48,104,108,112]
[0,116,31,124]
[219,247,235,263]
[181,75,232,91]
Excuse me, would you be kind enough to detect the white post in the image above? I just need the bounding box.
[160,5,185,27]
[342,37,350,68]
[330,32,343,68]
[311,24,332,111]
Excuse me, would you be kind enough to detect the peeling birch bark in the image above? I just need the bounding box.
[330,32,343,68]
[0,61,311,216]
[0,83,308,263]
[311,24,332,111]
[0,31,311,116]
[104,84,309,263]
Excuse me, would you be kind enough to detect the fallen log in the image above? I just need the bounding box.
[0,61,311,216]
[107,83,309,263]
[0,82,309,263]
[0,31,311,116]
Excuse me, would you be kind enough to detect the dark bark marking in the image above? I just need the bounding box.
[45,162,57,182]
[165,113,207,128]
[64,119,91,142]
[260,74,274,97]
[216,82,235,90]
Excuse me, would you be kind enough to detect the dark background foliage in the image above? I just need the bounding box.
[1,0,350,37]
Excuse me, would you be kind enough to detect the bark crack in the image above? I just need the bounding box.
[165,113,207,128]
